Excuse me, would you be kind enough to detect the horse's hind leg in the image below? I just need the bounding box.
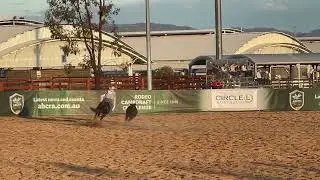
[93,111,101,121]
[100,114,107,121]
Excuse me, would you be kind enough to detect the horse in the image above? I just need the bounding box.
[90,98,112,121]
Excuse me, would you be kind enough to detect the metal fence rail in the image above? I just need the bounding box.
[1,75,319,91]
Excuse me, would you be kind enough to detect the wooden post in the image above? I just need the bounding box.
[29,80,33,90]
[68,78,71,90]
[86,78,92,90]
[50,78,54,90]
[0,82,3,91]
[141,75,145,90]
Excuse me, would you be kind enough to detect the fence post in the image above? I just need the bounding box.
[86,78,91,90]
[68,78,71,90]
[29,80,33,90]
[0,81,3,91]
[141,75,145,90]
[51,78,54,89]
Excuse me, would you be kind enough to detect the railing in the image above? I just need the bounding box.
[221,78,320,89]
[1,75,318,91]
[152,76,207,90]
[0,75,208,91]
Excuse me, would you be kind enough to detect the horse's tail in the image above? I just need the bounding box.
[90,107,97,113]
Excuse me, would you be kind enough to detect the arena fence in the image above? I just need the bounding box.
[0,75,208,91]
[0,88,318,117]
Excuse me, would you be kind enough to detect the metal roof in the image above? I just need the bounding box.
[0,19,43,26]
[301,41,320,53]
[0,25,39,43]
[243,53,320,65]
[0,21,147,64]
[298,37,320,42]
[122,32,265,62]
[0,19,44,43]
[119,28,243,37]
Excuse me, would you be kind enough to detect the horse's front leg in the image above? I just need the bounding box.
[93,111,100,120]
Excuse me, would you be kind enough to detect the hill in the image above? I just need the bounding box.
[111,23,320,37]
[20,16,320,37]
[105,23,196,32]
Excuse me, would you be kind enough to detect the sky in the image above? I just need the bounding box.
[0,0,319,32]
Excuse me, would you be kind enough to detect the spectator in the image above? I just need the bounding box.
[247,63,254,77]
[256,69,262,85]
[221,65,227,72]
[307,65,314,80]
[264,70,271,85]
[230,63,236,76]
[211,80,224,89]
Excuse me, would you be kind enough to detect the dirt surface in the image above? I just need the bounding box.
[0,112,319,180]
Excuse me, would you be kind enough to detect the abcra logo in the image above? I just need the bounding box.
[289,90,304,111]
[9,93,25,115]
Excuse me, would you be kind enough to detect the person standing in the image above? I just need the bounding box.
[256,69,262,86]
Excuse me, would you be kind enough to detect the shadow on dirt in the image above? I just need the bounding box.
[17,116,113,128]
[164,159,320,179]
[47,162,145,178]
[165,162,282,180]
[50,162,119,177]
[251,161,320,174]
[15,115,184,133]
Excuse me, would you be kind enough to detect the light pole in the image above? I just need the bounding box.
[215,0,222,61]
[146,0,152,90]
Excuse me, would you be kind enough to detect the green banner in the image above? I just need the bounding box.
[265,88,316,111]
[0,90,203,116]
[31,90,100,116]
[313,89,320,110]
[3,88,320,117]
[114,90,201,113]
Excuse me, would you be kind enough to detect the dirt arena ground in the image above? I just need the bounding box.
[0,112,319,180]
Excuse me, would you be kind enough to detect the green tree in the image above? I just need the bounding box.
[45,0,119,89]
[153,66,175,77]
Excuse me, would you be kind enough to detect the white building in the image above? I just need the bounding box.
[0,19,146,76]
[120,29,312,72]
[0,19,318,75]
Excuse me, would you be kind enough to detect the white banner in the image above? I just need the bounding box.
[211,89,258,111]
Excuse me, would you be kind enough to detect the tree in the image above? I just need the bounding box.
[45,0,120,89]
[153,66,175,77]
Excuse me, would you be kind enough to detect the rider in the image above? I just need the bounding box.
[100,86,116,112]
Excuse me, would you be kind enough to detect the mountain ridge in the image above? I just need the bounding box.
[112,23,320,37]
[8,16,320,37]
